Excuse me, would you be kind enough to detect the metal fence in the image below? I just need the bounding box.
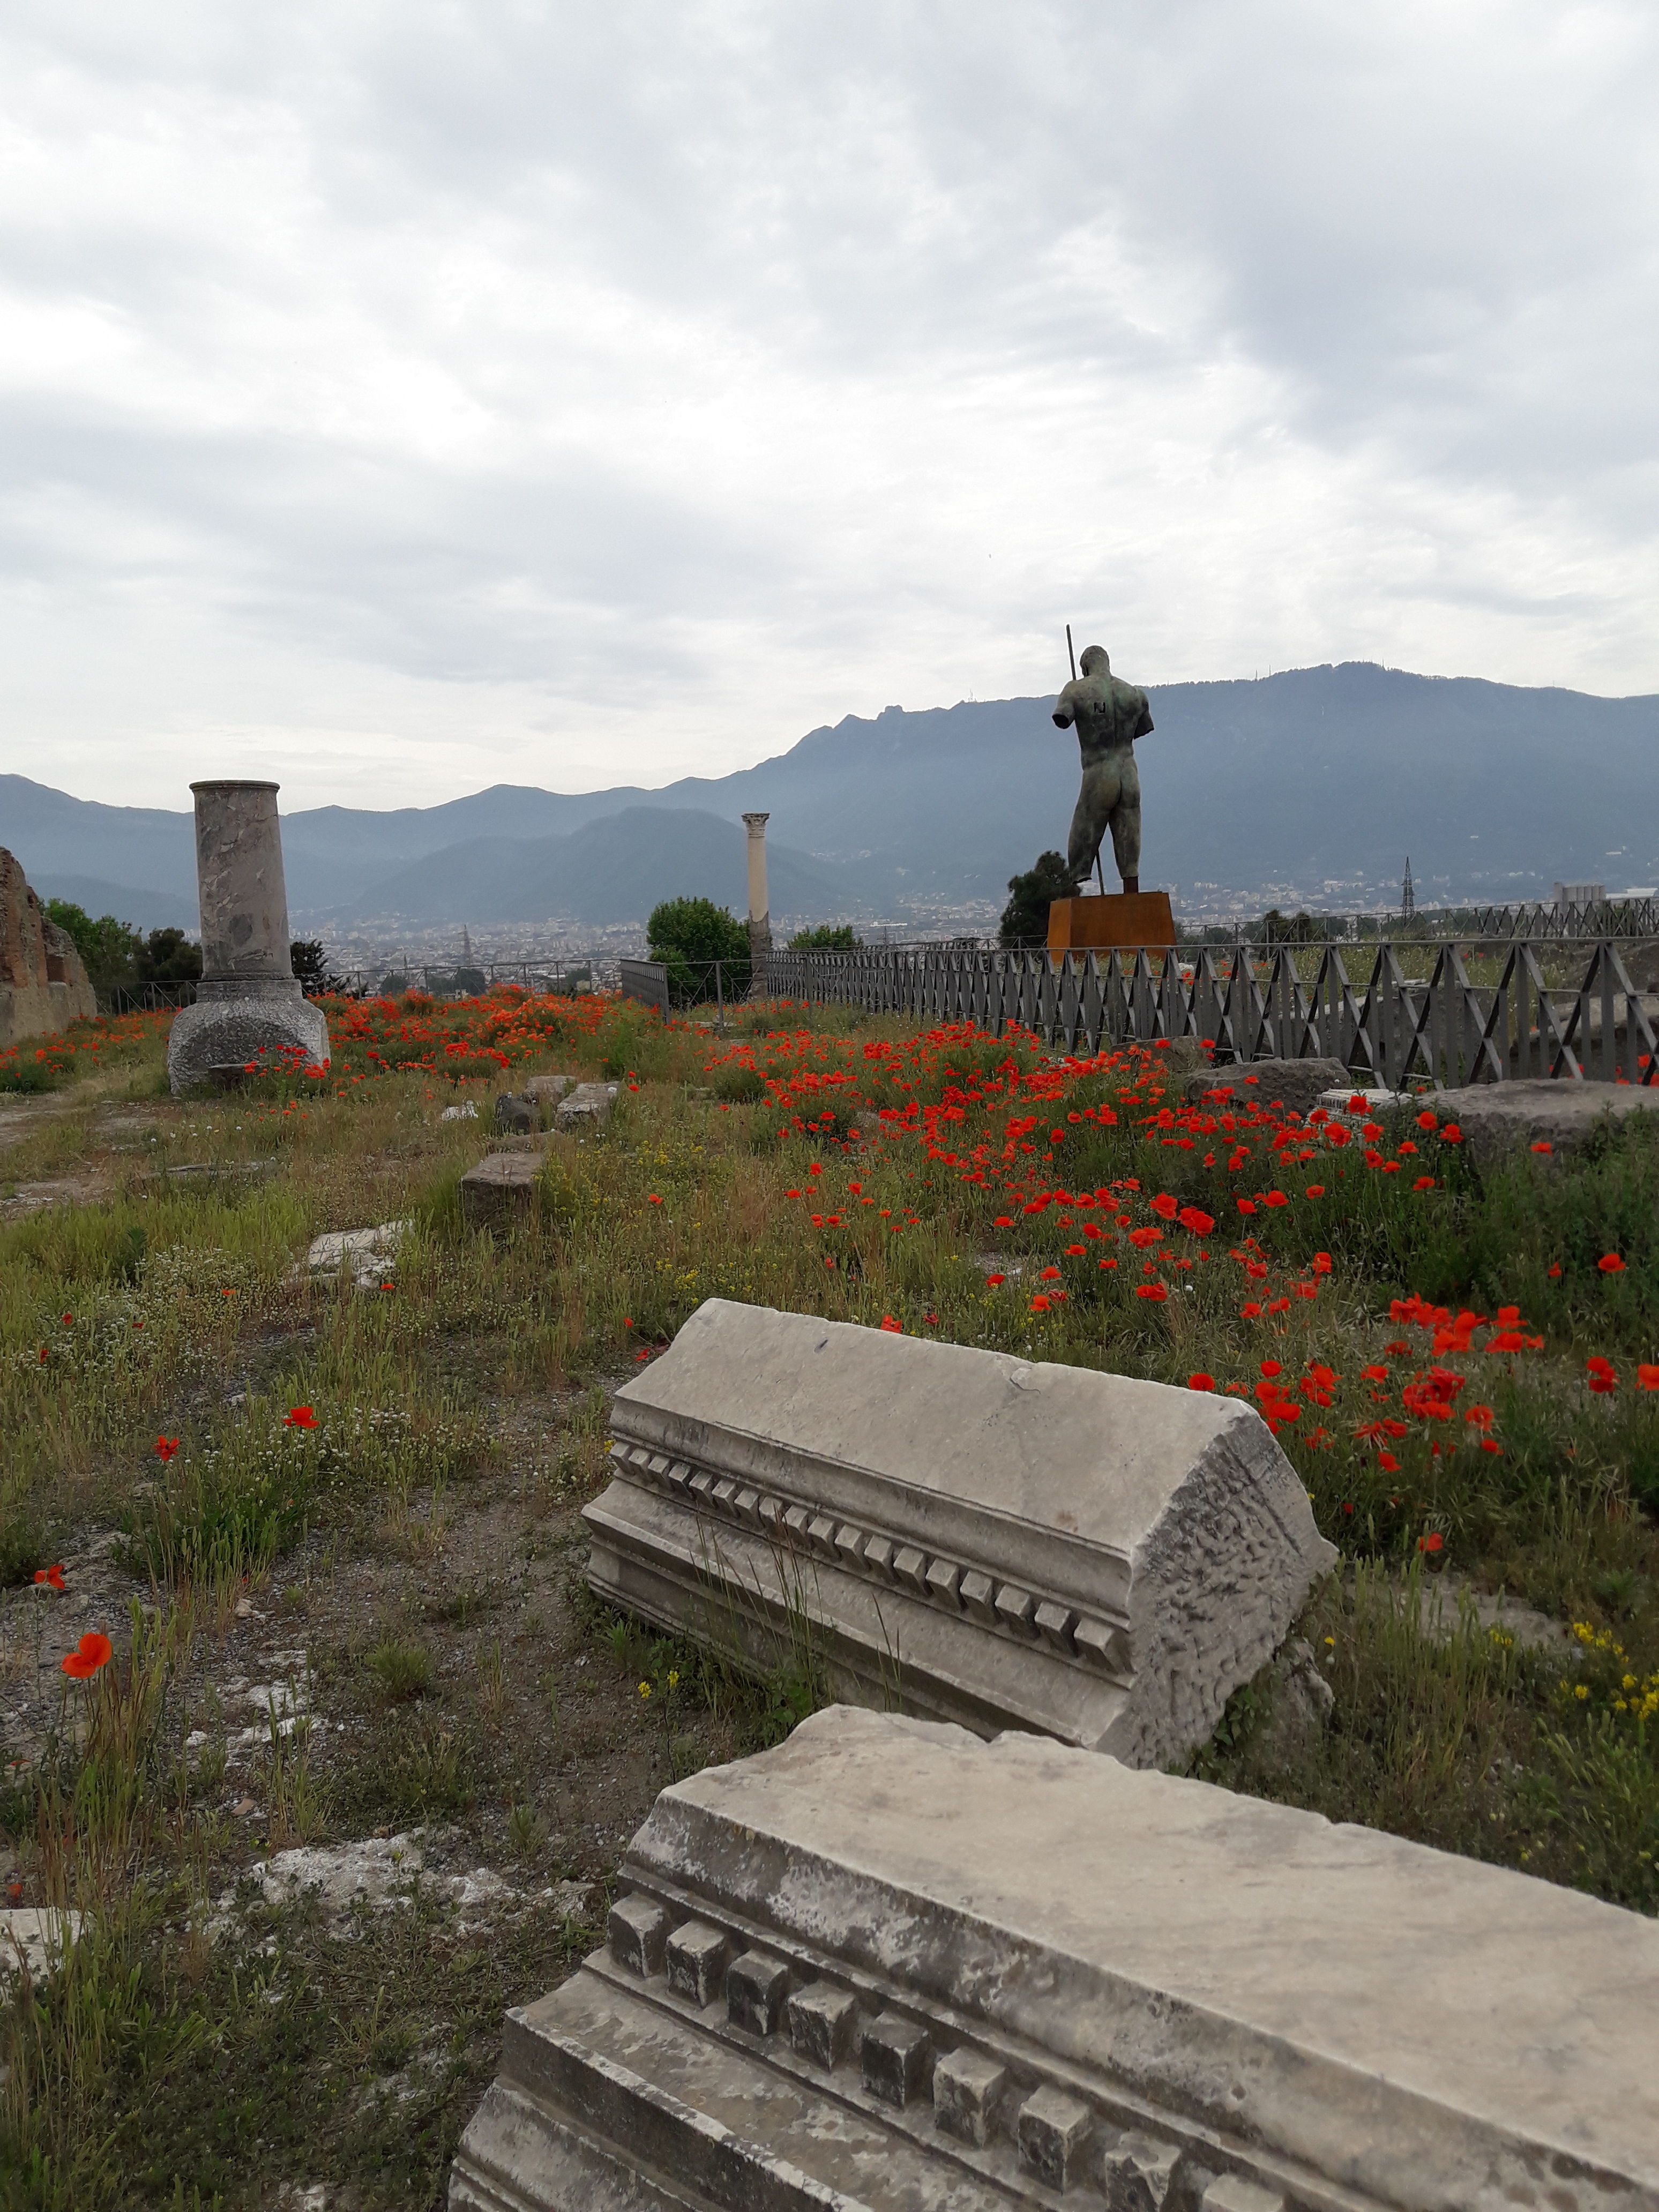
[621,957,752,1029]
[108,981,199,1014]
[334,956,621,998]
[760,938,1659,1088]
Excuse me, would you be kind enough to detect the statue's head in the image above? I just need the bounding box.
[1079,645,1110,676]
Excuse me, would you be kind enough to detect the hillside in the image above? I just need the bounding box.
[5,662,1657,930]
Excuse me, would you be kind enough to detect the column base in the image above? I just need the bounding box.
[166,980,331,1094]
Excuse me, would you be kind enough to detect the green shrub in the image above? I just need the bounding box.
[787,924,860,950]
[647,896,751,1005]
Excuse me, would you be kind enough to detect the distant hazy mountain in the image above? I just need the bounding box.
[353,808,895,927]
[5,662,1657,930]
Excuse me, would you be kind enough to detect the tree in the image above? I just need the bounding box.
[787,923,860,951]
[136,929,203,984]
[998,853,1077,948]
[290,939,348,996]
[1257,908,1320,945]
[647,896,751,1006]
[44,900,142,1004]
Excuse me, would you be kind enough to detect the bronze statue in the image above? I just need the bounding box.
[1051,644,1153,895]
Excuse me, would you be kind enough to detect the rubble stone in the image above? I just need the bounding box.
[1431,1076,1659,1168]
[521,1073,573,1107]
[452,1707,1659,2212]
[1187,1056,1351,1117]
[585,1298,1334,1766]
[459,1150,545,1234]
[554,1081,618,1132]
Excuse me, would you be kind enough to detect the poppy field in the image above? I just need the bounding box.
[0,985,1655,2208]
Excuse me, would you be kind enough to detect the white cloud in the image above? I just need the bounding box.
[0,0,1655,809]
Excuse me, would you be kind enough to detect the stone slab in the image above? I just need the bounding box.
[1432,1076,1659,1167]
[451,1707,1659,2212]
[1186,1058,1351,1117]
[459,1149,546,1233]
[585,1299,1334,1767]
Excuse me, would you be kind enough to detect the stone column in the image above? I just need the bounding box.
[742,813,772,975]
[166,780,331,1093]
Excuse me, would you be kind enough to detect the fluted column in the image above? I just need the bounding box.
[743,812,773,973]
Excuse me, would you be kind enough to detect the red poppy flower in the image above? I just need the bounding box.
[647,1194,663,1206]
[1639,1364,1659,1391]
[1547,1264,1561,1278]
[1378,1451,1400,1473]
[62,1632,113,1680]
[880,1315,903,1332]
[1029,1295,1051,1313]
[34,1564,65,1591]
[1413,1176,1436,1191]
[283,1406,319,1430]
[1187,1373,1215,1391]
[985,1273,1006,1287]
[1240,1301,1262,1319]
[1148,1192,1178,1222]
[1260,1359,1282,1378]
[1417,1531,1444,1554]
[1176,1205,1213,1235]
[1597,1253,1626,1274]
[1416,1110,1438,1131]
[156,1437,180,1462]
[1529,1141,1552,1155]
[1135,1283,1168,1302]
[61,1313,73,1327]
[993,1215,1014,1227]
[1439,1124,1463,1145]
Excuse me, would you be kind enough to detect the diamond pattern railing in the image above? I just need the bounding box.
[759,940,1659,1088]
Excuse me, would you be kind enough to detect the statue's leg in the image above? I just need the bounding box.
[1066,778,1103,888]
[1109,756,1142,894]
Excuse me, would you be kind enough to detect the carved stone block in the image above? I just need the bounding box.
[932,2046,1005,2146]
[452,1705,1659,2212]
[785,1983,857,2069]
[860,2012,929,2108]
[1018,2082,1093,2189]
[585,1297,1336,1765]
[1105,2126,1183,2209]
[726,1951,787,2038]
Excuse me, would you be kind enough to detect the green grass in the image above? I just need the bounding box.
[1,991,1656,2208]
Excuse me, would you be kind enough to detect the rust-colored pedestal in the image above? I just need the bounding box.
[1047,891,1176,957]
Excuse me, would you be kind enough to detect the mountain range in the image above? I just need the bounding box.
[4,661,1657,935]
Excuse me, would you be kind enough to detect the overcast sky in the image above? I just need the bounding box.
[3,2,1656,812]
